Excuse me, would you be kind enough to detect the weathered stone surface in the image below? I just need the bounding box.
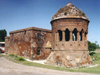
[46,51,93,68]
[46,2,93,68]
[52,2,88,21]
[5,27,52,59]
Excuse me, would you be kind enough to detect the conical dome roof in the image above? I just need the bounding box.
[51,2,89,21]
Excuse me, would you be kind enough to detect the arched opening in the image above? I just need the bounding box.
[58,30,62,41]
[80,29,83,41]
[73,28,77,41]
[65,29,70,41]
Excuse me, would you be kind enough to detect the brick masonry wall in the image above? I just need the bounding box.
[51,18,89,51]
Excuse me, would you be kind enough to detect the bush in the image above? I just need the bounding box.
[18,57,25,61]
[89,52,95,56]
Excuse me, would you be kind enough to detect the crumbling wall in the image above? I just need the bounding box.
[5,27,52,59]
[46,51,93,68]
[9,30,32,58]
[5,36,10,54]
[31,30,52,59]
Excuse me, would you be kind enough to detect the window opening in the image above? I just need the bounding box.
[73,28,77,41]
[65,29,70,41]
[37,50,40,55]
[80,29,83,41]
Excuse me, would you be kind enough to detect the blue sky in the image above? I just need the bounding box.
[0,0,100,45]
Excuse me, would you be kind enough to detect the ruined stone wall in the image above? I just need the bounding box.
[31,30,52,59]
[5,27,52,59]
[8,29,32,58]
[46,50,93,68]
[5,36,10,54]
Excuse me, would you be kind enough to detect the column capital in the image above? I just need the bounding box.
[70,31,73,32]
[61,30,65,32]
[77,30,80,32]
[82,31,85,33]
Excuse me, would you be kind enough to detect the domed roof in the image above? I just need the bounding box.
[51,2,89,21]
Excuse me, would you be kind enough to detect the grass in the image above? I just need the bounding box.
[0,52,100,74]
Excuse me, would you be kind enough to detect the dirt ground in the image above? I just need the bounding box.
[0,56,99,75]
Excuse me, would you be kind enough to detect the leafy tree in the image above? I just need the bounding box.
[88,41,96,52]
[0,29,7,42]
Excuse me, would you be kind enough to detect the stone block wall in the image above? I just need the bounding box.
[46,50,93,68]
[5,36,10,54]
[5,27,52,59]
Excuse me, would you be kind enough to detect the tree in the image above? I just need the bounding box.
[0,29,7,42]
[88,41,96,52]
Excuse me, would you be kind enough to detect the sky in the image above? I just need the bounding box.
[0,0,100,45]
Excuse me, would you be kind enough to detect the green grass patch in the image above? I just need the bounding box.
[1,53,100,74]
[7,54,25,61]
[9,54,15,57]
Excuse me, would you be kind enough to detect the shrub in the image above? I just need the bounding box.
[89,52,95,56]
[18,57,25,61]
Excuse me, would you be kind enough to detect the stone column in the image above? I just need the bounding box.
[70,31,72,41]
[57,32,59,41]
[62,31,65,41]
[77,31,80,41]
[82,32,85,41]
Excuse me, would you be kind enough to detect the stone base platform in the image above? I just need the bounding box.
[46,50,94,68]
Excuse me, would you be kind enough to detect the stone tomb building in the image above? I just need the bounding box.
[5,2,93,67]
[5,27,52,59]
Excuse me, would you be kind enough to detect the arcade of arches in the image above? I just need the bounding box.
[56,28,87,42]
